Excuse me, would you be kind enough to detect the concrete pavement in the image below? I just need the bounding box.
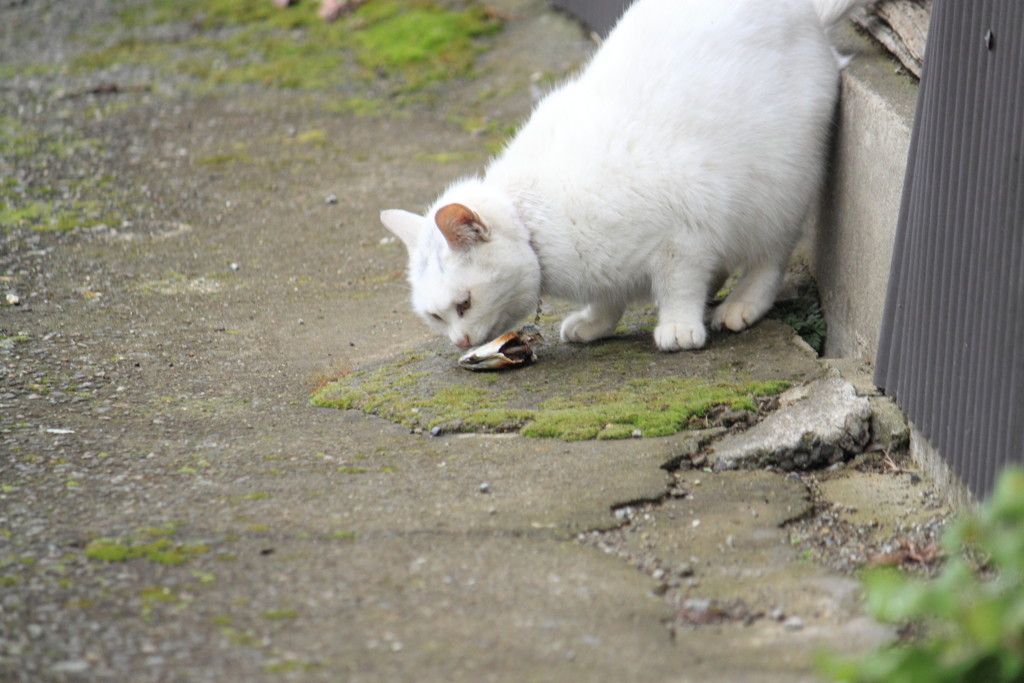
[1,1,944,680]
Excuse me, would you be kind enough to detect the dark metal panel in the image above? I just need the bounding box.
[548,0,634,37]
[876,0,1024,499]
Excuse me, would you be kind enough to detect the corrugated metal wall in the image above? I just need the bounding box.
[549,0,632,37]
[875,0,1024,499]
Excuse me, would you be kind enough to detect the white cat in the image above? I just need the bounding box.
[381,0,868,351]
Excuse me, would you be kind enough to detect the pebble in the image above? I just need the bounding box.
[783,616,804,631]
[770,607,785,621]
[325,194,338,204]
[683,598,711,612]
[479,482,490,494]
[631,429,642,438]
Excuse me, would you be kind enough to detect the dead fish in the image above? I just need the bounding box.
[458,326,543,371]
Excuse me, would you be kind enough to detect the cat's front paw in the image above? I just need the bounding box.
[711,302,761,332]
[654,323,707,352]
[560,310,617,344]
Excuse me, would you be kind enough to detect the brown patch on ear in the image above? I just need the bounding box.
[435,203,488,251]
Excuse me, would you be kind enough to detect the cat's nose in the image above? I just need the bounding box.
[455,335,473,349]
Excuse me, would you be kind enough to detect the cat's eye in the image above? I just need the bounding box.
[455,296,471,318]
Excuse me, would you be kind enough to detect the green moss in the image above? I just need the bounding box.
[521,379,787,441]
[262,609,298,620]
[343,97,384,116]
[354,1,502,87]
[140,586,178,603]
[265,660,318,674]
[85,538,209,565]
[597,424,638,440]
[415,151,478,164]
[0,117,124,232]
[74,0,504,94]
[197,152,253,166]
[313,339,790,441]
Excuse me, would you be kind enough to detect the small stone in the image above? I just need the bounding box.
[690,453,707,468]
[51,661,90,673]
[390,641,403,652]
[651,568,666,581]
[631,429,642,438]
[691,519,700,528]
[430,426,442,436]
[27,624,43,639]
[479,482,490,494]
[683,598,711,612]
[325,194,338,204]
[675,562,694,577]
[4,292,19,305]
[770,607,785,621]
[783,616,804,631]
[230,262,239,271]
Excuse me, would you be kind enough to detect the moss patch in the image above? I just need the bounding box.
[86,538,209,565]
[0,117,124,232]
[312,317,818,441]
[84,527,210,566]
[75,0,504,94]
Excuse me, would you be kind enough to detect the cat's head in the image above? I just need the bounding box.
[381,181,540,349]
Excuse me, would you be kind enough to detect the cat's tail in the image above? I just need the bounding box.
[813,0,872,28]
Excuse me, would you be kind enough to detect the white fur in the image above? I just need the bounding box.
[382,0,867,351]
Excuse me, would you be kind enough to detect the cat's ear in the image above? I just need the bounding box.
[380,209,424,253]
[435,203,490,252]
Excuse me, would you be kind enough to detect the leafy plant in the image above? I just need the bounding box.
[821,468,1024,682]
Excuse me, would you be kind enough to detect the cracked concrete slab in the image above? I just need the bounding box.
[710,377,873,472]
[0,1,925,681]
